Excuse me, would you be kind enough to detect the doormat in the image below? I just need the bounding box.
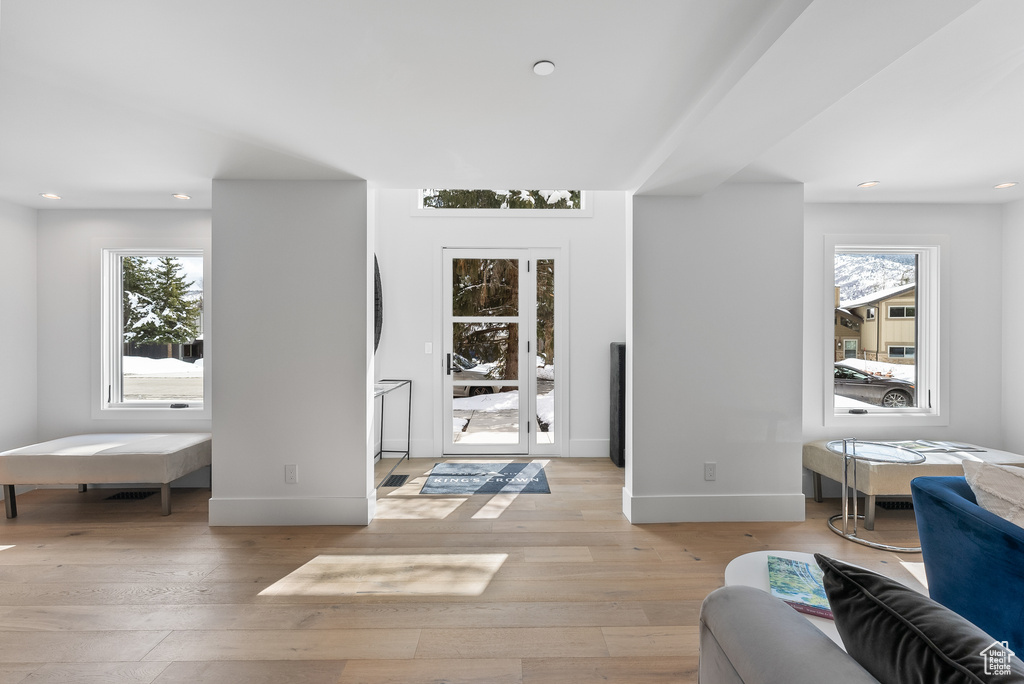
[419,462,550,495]
[105,491,156,501]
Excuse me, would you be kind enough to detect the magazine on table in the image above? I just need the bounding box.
[884,440,985,453]
[766,555,833,619]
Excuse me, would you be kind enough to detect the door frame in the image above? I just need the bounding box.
[433,244,567,457]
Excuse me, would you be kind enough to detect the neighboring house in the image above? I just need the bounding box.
[833,287,864,361]
[836,283,916,364]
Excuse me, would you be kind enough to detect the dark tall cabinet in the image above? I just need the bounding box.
[609,342,626,467]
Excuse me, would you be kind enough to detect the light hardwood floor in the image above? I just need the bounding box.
[0,457,925,683]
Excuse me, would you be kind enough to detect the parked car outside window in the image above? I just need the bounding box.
[834,363,915,408]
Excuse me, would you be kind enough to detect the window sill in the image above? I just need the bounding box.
[94,404,210,420]
[826,410,948,428]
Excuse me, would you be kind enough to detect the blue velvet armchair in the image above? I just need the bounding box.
[911,475,1024,654]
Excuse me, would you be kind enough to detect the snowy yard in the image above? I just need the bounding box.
[124,356,203,377]
[122,356,203,401]
[451,388,555,434]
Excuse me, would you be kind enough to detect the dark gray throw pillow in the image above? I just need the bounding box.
[814,553,1024,684]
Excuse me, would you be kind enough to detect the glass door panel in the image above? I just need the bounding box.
[445,251,527,454]
[452,259,519,317]
[453,322,519,381]
[535,259,555,446]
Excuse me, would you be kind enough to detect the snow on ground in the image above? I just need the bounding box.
[536,364,554,380]
[453,390,520,412]
[536,391,554,426]
[453,388,555,428]
[836,358,915,383]
[123,356,203,377]
[453,417,469,432]
[834,395,875,408]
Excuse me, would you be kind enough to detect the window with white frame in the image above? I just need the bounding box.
[101,248,205,411]
[888,305,916,318]
[828,239,944,425]
[888,345,915,358]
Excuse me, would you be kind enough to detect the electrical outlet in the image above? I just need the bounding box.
[704,462,716,481]
[285,464,298,484]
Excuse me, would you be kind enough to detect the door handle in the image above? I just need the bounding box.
[447,353,452,375]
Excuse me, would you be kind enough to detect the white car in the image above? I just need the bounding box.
[451,355,505,397]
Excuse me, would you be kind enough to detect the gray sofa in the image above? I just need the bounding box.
[698,585,879,684]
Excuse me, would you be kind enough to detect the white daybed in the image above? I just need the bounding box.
[0,433,212,518]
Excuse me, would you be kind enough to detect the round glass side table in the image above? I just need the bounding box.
[825,438,925,553]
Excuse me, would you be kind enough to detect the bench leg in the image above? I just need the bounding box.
[161,483,171,516]
[78,484,87,493]
[812,472,823,503]
[864,494,876,530]
[3,485,16,519]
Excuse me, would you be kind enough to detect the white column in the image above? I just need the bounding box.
[210,180,374,525]
[627,184,805,523]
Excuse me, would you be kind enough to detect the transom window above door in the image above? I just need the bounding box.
[422,189,582,210]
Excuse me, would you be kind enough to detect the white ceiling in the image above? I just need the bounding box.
[1,0,1021,209]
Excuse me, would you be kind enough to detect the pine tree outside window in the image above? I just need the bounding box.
[101,248,206,413]
[419,190,585,211]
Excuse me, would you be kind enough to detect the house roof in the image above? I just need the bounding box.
[1,1,1022,210]
[840,283,916,310]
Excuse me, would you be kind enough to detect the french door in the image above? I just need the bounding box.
[442,248,561,455]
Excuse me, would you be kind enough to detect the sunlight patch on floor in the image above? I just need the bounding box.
[0,546,13,552]
[900,561,929,590]
[374,497,466,519]
[472,492,520,519]
[258,553,508,597]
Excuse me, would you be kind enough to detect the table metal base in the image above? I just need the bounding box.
[828,438,923,553]
[827,513,921,553]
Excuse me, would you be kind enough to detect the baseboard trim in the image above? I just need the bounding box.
[209,494,376,526]
[381,438,432,458]
[623,487,805,523]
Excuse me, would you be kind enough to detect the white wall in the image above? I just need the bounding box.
[35,210,212,438]
[0,200,38,455]
[803,203,1004,446]
[629,184,806,523]
[209,180,373,525]
[1003,199,1024,453]
[372,190,628,459]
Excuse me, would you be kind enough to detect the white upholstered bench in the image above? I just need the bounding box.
[0,433,211,518]
[803,439,1024,529]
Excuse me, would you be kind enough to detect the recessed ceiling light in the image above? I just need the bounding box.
[994,182,1019,190]
[857,181,881,188]
[40,193,61,200]
[172,193,191,200]
[533,60,555,76]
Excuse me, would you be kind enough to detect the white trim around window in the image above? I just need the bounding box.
[94,243,211,420]
[824,235,948,428]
